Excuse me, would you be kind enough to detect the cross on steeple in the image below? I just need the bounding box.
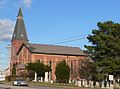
[20,0,22,7]
[19,0,22,8]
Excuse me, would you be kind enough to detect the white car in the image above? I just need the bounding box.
[13,79,28,86]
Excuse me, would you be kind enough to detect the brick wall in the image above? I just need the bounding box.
[11,40,28,75]
[17,46,87,80]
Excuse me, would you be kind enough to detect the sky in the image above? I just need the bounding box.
[0,0,120,71]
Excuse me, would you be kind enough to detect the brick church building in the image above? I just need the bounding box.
[10,7,87,81]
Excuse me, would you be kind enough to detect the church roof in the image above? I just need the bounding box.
[18,43,86,56]
[11,7,28,42]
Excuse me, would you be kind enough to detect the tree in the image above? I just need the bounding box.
[85,21,120,81]
[12,64,16,76]
[55,60,70,83]
[26,62,51,78]
[79,59,92,80]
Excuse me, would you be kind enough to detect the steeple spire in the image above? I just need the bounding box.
[11,7,28,42]
[17,7,23,18]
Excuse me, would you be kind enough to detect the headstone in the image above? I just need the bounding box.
[115,83,120,88]
[69,80,72,83]
[95,82,99,88]
[72,79,75,84]
[49,72,52,81]
[33,72,37,82]
[75,80,78,86]
[82,79,85,87]
[110,84,114,89]
[90,81,94,88]
[84,80,88,87]
[69,77,72,83]
[50,80,53,84]
[40,77,43,82]
[106,82,109,88]
[78,81,81,87]
[44,72,49,82]
[101,81,105,88]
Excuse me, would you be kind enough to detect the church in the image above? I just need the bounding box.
[10,7,87,81]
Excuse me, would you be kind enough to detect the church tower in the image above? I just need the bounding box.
[10,7,28,75]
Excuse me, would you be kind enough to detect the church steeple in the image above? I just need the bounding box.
[10,6,29,76]
[17,7,23,18]
[11,7,28,42]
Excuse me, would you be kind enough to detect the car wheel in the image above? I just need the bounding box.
[18,83,20,86]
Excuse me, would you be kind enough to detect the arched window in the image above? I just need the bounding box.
[35,59,41,63]
[71,61,73,75]
[48,60,52,68]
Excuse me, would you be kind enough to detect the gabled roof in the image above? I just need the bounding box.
[17,43,86,56]
[11,7,28,42]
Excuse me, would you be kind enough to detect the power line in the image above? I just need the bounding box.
[51,37,86,44]
[48,34,88,44]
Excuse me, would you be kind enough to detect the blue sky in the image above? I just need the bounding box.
[0,0,120,71]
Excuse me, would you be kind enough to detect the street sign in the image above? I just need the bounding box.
[109,75,114,80]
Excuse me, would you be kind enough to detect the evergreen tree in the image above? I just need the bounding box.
[85,21,120,80]
[55,60,70,83]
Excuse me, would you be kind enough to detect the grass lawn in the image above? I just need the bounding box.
[30,82,107,89]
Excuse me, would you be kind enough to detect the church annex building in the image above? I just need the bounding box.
[10,7,87,81]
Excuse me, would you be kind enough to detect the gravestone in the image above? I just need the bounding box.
[33,72,37,82]
[44,72,49,82]
[84,80,88,87]
[90,81,94,88]
[75,80,78,86]
[78,81,81,87]
[101,81,105,88]
[40,77,43,82]
[50,80,53,84]
[106,82,109,88]
[95,82,99,88]
[110,84,114,89]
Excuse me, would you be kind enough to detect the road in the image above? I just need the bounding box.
[0,84,68,89]
[0,84,30,89]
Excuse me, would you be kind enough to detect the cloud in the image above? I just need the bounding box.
[23,0,32,8]
[0,19,15,42]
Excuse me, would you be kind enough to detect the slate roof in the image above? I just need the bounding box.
[23,43,86,56]
[11,7,28,42]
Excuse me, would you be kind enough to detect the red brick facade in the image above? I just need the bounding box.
[10,40,28,75]
[17,45,86,80]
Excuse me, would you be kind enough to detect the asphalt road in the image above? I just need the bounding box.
[0,84,69,89]
[0,84,29,89]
